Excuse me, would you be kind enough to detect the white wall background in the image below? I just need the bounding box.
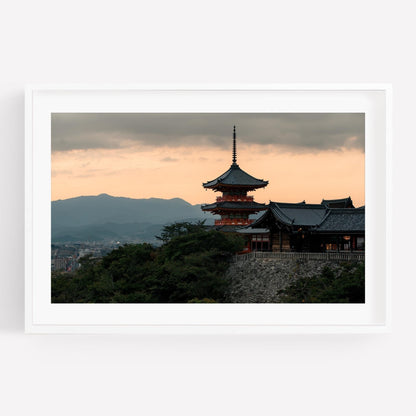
[0,1,413,415]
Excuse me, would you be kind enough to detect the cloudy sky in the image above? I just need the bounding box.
[51,113,365,206]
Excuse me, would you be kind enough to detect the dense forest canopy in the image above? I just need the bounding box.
[52,221,244,303]
[52,221,365,304]
[278,263,365,303]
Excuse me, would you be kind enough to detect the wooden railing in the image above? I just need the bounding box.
[216,195,254,202]
[233,251,365,262]
[215,219,254,226]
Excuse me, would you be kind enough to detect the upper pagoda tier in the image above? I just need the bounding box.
[202,127,268,192]
[201,127,269,227]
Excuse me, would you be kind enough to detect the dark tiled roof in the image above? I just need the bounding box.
[321,196,354,208]
[237,227,270,234]
[203,163,268,189]
[201,201,267,211]
[249,210,269,228]
[213,225,245,233]
[243,199,365,232]
[315,207,365,233]
[269,201,327,226]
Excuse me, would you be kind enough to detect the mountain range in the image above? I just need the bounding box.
[52,194,214,243]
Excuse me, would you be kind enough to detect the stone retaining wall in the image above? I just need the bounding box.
[225,257,364,303]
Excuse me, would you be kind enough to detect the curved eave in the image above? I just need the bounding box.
[202,164,269,189]
[269,205,295,226]
[203,208,267,213]
[203,183,268,191]
[237,227,270,234]
[249,210,269,227]
[312,229,365,234]
[202,205,267,212]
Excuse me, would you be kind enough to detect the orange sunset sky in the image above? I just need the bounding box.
[51,113,365,207]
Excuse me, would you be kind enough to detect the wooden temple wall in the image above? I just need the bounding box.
[271,231,291,252]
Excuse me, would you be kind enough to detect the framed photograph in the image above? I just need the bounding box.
[25,85,391,333]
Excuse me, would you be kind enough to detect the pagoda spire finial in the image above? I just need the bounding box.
[232,125,237,164]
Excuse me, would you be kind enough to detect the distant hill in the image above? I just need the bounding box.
[52,194,214,243]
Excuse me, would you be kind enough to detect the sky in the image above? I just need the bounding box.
[51,113,365,207]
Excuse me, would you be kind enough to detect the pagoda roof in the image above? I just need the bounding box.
[214,224,245,233]
[202,126,268,190]
[203,163,268,190]
[201,201,267,211]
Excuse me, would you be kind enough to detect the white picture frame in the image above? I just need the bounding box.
[25,85,392,334]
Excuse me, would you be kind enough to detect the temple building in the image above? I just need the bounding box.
[201,126,268,227]
[201,128,365,253]
[241,199,365,252]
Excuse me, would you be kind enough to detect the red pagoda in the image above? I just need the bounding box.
[202,126,268,227]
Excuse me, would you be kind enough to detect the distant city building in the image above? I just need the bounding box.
[51,258,67,271]
[51,242,117,273]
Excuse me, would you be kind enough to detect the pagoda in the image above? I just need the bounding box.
[201,126,268,227]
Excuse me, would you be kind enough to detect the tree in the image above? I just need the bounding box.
[152,226,244,302]
[155,220,207,243]
[279,262,365,303]
[52,222,245,304]
[52,255,114,303]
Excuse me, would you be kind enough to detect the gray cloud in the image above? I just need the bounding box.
[161,156,179,162]
[51,169,72,177]
[51,113,364,153]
